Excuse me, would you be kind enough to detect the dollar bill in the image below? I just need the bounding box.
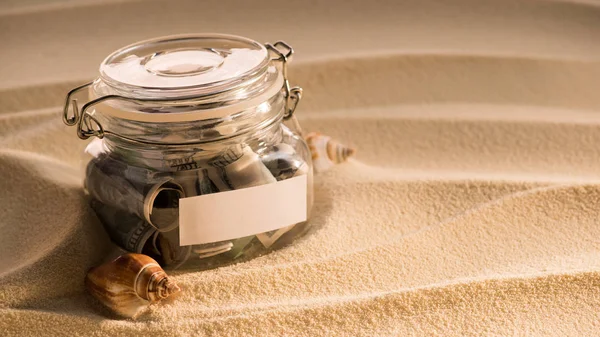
[226,235,258,259]
[256,224,296,249]
[193,241,234,259]
[171,153,221,199]
[85,154,183,231]
[90,199,156,253]
[207,144,277,191]
[154,228,192,268]
[260,143,310,181]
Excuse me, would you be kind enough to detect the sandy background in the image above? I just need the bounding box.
[2,0,600,335]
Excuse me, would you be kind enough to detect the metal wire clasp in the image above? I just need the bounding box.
[265,41,303,122]
[62,81,107,140]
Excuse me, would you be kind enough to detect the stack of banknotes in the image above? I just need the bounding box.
[86,138,310,269]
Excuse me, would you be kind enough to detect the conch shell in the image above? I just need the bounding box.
[305,132,355,173]
[85,253,181,318]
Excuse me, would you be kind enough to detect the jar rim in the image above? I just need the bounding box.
[98,33,271,99]
[89,72,284,123]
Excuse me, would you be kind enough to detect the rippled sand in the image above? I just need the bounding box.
[1,0,600,336]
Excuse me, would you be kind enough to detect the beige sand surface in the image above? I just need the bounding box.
[2,0,600,336]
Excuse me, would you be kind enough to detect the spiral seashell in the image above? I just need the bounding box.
[305,132,355,173]
[85,253,181,318]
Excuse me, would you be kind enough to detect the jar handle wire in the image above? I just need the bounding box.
[265,41,304,136]
[63,81,94,126]
[62,80,112,139]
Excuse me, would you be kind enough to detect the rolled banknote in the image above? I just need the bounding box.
[198,169,219,194]
[85,154,184,232]
[153,228,192,268]
[90,199,156,254]
[173,168,201,197]
[207,144,277,190]
[174,167,219,197]
[260,143,310,181]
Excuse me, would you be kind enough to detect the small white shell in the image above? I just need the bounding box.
[305,132,355,173]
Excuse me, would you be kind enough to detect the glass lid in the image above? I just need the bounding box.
[98,34,271,99]
[62,35,301,141]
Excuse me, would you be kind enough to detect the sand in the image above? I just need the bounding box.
[2,0,600,336]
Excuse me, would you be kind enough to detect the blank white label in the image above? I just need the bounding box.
[179,175,307,245]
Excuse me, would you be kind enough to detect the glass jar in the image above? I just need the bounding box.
[62,34,314,270]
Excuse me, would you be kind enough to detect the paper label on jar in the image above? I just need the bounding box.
[179,175,307,245]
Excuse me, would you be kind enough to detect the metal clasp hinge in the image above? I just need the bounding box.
[265,41,303,123]
[62,81,107,140]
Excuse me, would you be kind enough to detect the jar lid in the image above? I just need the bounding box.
[98,34,271,99]
[63,35,303,142]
